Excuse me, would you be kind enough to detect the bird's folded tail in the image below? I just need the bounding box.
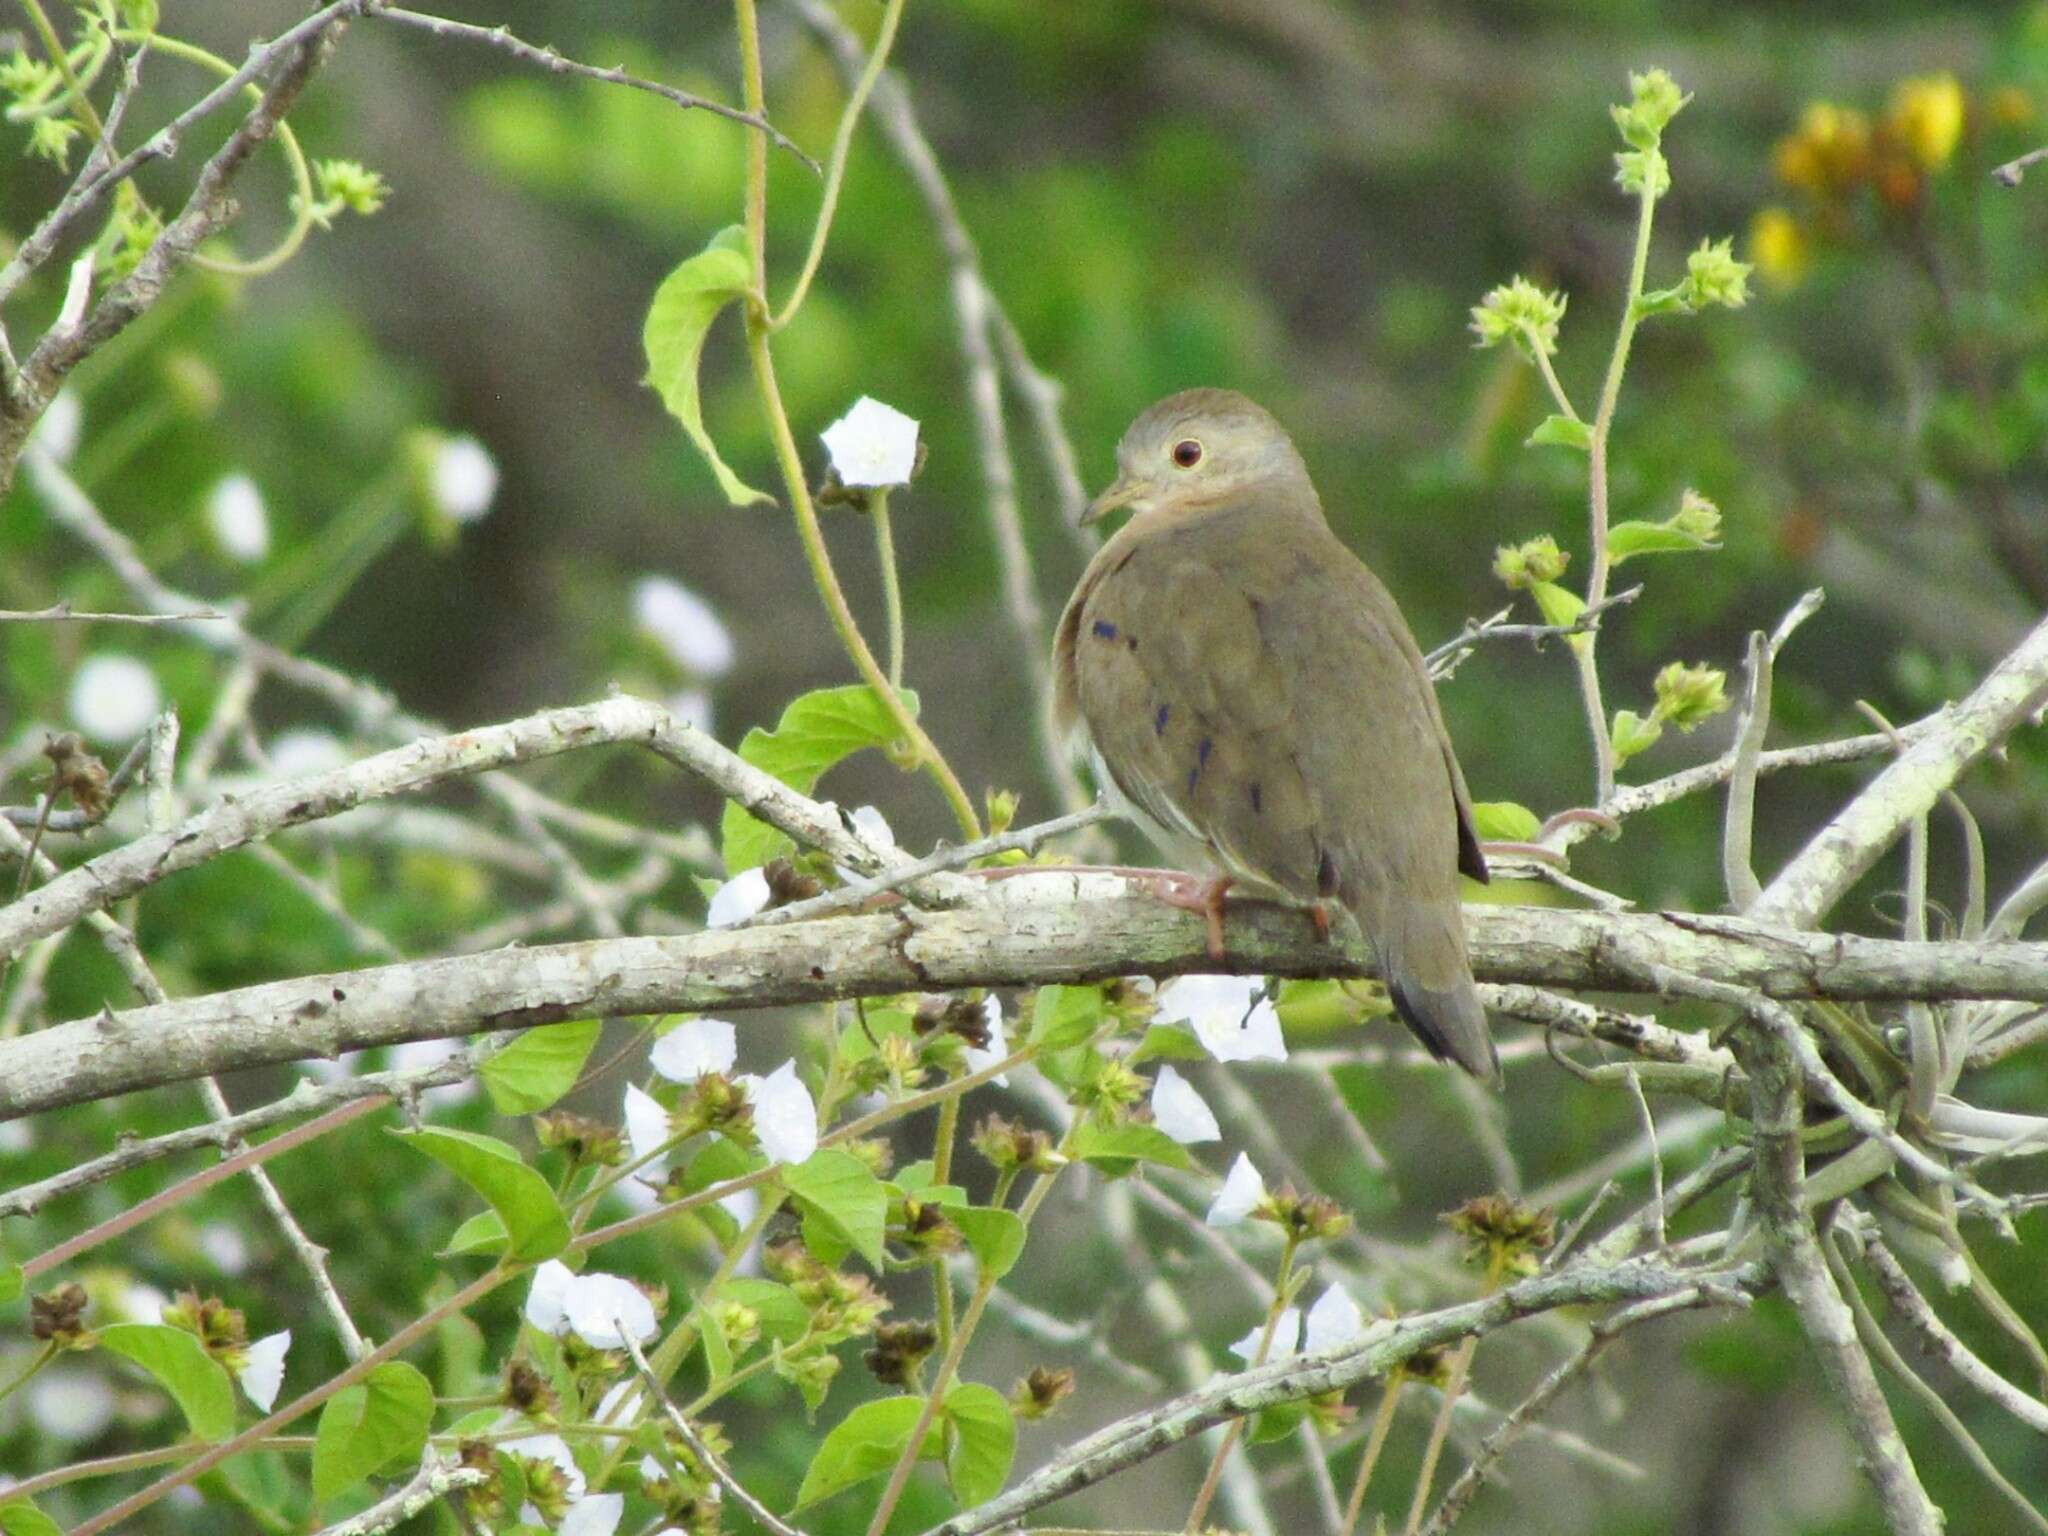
[1379,902,1500,1086]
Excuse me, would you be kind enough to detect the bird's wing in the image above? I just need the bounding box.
[1070,505,1474,916]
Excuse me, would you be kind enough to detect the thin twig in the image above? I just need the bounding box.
[377,7,817,171]
[0,601,229,624]
[1991,142,2048,187]
[622,1334,807,1536]
[1424,585,1643,679]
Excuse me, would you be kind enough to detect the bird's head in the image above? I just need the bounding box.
[1082,388,1313,526]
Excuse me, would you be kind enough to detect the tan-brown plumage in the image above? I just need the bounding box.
[1054,388,1497,1081]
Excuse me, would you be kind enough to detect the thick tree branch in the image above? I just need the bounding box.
[1730,1026,1942,1535]
[8,887,2048,1119]
[1751,612,2048,930]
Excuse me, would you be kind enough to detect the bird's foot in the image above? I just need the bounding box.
[1136,871,1235,961]
[1309,900,1334,945]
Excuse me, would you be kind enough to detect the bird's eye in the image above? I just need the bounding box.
[1171,439,1203,469]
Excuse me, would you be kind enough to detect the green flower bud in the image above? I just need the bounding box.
[1680,237,1751,310]
[1614,147,1671,198]
[1653,660,1732,731]
[711,1300,760,1353]
[1492,535,1569,591]
[1012,1366,1078,1421]
[535,1110,625,1168]
[1672,488,1723,543]
[1257,1186,1354,1244]
[1609,68,1690,149]
[863,1320,939,1386]
[28,115,80,169]
[986,787,1020,835]
[1469,277,1568,359]
[1445,1193,1556,1278]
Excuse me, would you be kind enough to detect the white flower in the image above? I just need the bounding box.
[1304,1284,1366,1354]
[1150,1065,1220,1144]
[744,1060,817,1166]
[1206,1152,1266,1227]
[623,1084,672,1172]
[238,1331,290,1411]
[0,1119,33,1155]
[963,995,1010,1086]
[198,1221,250,1276]
[527,1265,658,1350]
[563,1274,658,1350]
[32,390,82,462]
[650,1018,738,1083]
[705,868,771,929]
[69,653,160,742]
[669,687,714,734]
[525,1259,576,1335]
[633,576,734,678]
[1157,975,1286,1064]
[561,1493,624,1536]
[848,804,896,851]
[430,435,499,522]
[118,1282,167,1324]
[267,728,347,779]
[26,1366,115,1442]
[718,1183,761,1227]
[503,1434,584,1503]
[1228,1308,1300,1365]
[385,1039,481,1108]
[834,804,898,882]
[820,396,919,487]
[594,1378,646,1426]
[206,473,270,563]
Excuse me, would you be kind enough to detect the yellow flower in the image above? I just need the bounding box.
[1887,73,1965,170]
[1773,101,1871,195]
[1748,206,1811,289]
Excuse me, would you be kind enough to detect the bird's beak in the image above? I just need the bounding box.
[1081,474,1141,527]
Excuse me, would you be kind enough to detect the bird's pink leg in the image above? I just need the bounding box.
[1309,901,1334,945]
[1137,871,1234,961]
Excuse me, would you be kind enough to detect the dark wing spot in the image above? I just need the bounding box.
[1126,635,1139,652]
[1198,737,1213,767]
[1091,619,1119,641]
[1316,847,1341,898]
[1154,703,1170,736]
[1249,781,1263,814]
[1187,765,1199,796]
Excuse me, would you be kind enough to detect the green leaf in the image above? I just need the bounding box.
[393,1127,569,1262]
[1028,985,1103,1050]
[950,1206,1026,1279]
[1468,801,1541,842]
[794,1395,940,1509]
[1248,1397,1312,1444]
[97,1323,236,1441]
[443,1210,509,1257]
[0,1499,62,1536]
[1524,413,1591,451]
[642,225,772,507]
[1069,1119,1192,1175]
[1130,1023,1207,1063]
[1608,517,1718,562]
[1610,708,1665,762]
[713,1278,810,1344]
[480,1019,601,1115]
[698,1301,734,1381]
[719,685,921,873]
[782,1149,887,1269]
[1529,579,1586,632]
[312,1361,434,1504]
[944,1382,1016,1507]
[0,1263,20,1306]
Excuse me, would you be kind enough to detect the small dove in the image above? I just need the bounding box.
[1053,389,1498,1081]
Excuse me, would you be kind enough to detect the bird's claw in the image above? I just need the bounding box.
[1137,871,1235,961]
